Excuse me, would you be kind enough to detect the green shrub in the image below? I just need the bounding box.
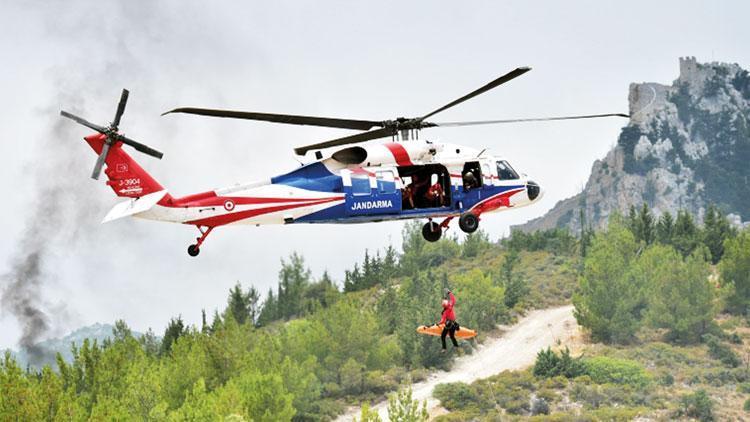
[364,370,398,395]
[739,382,750,393]
[530,397,549,415]
[659,372,674,386]
[505,398,530,415]
[704,334,741,367]
[744,398,750,412]
[533,347,585,378]
[587,406,648,421]
[536,388,557,403]
[582,356,651,386]
[433,382,481,411]
[678,389,714,422]
[571,383,606,409]
[702,368,737,386]
[542,375,568,389]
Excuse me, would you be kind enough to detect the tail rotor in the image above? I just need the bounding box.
[60,89,164,179]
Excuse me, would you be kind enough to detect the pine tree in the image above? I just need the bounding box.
[225,282,261,326]
[112,319,132,341]
[210,309,223,332]
[638,203,655,245]
[627,205,639,235]
[160,316,185,356]
[644,246,715,343]
[277,253,311,319]
[720,230,750,315]
[138,328,160,356]
[200,309,208,333]
[656,211,674,245]
[257,288,277,326]
[226,282,249,325]
[702,204,735,264]
[673,210,700,257]
[344,263,362,292]
[386,385,428,422]
[499,249,529,309]
[381,245,399,280]
[246,286,260,325]
[462,230,491,258]
[573,215,645,343]
[580,208,593,258]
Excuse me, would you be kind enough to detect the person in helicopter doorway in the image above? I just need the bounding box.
[438,288,460,352]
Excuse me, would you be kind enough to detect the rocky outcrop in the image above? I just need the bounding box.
[517,57,750,232]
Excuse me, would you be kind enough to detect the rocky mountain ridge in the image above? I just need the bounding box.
[518,57,750,233]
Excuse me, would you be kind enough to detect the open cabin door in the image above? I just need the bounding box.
[342,169,401,216]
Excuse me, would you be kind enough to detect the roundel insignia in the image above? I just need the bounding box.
[223,200,235,211]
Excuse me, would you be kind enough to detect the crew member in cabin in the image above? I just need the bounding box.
[438,288,459,352]
[402,184,415,209]
[463,170,479,190]
[408,172,431,208]
[424,174,445,207]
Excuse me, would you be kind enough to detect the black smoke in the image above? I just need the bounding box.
[1,112,101,366]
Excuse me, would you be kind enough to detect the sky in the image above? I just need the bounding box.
[0,1,748,349]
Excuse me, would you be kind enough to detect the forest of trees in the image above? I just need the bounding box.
[1,205,748,421]
[0,222,528,421]
[574,203,748,345]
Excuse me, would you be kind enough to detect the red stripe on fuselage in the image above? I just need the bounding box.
[169,194,342,208]
[470,188,525,216]
[384,143,413,166]
[185,196,343,226]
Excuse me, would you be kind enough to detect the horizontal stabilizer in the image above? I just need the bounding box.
[102,190,168,223]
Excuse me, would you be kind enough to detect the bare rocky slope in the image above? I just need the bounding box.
[518,57,750,232]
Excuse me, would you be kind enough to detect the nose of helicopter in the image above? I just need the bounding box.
[526,180,542,201]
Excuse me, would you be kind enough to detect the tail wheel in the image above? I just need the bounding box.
[422,221,442,242]
[459,213,479,233]
[187,244,200,257]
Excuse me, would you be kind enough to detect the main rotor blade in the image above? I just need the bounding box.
[114,134,164,159]
[163,107,384,131]
[91,142,111,180]
[294,127,395,155]
[420,67,531,121]
[434,113,630,127]
[112,89,129,130]
[60,110,107,133]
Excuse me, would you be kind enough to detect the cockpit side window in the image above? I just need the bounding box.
[496,160,519,180]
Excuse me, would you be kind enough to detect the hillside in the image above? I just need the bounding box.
[519,57,750,232]
[4,323,147,369]
[1,214,748,420]
[0,224,581,421]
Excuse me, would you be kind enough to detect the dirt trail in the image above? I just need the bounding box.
[336,305,579,421]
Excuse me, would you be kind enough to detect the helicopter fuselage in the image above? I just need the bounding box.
[135,139,542,228]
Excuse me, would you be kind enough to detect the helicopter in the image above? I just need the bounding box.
[60,66,628,256]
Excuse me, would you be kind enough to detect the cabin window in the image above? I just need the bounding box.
[351,176,371,196]
[496,160,519,180]
[482,163,492,184]
[462,161,481,190]
[376,171,396,194]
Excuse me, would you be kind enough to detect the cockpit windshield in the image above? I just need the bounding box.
[496,160,519,180]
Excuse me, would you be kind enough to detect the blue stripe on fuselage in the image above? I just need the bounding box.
[293,183,527,224]
[271,162,343,192]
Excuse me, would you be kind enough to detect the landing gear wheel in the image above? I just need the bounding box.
[459,213,479,233]
[187,244,200,257]
[422,221,442,242]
